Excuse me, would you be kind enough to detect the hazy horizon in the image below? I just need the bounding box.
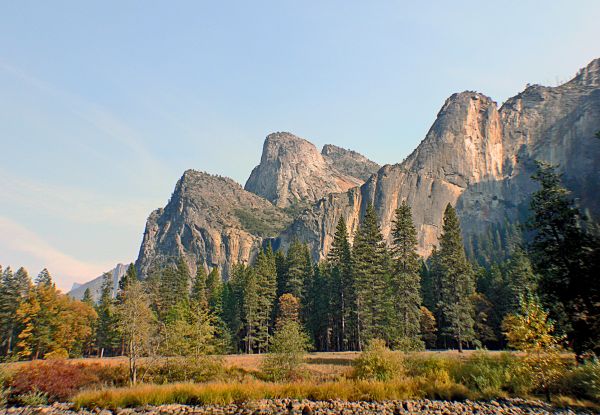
[1,2,600,291]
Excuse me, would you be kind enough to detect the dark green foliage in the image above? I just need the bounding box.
[95,273,119,356]
[0,266,30,356]
[433,204,476,351]
[326,217,356,351]
[233,207,290,237]
[206,267,222,314]
[191,266,208,309]
[390,202,423,349]
[352,204,392,349]
[527,161,600,356]
[119,264,138,293]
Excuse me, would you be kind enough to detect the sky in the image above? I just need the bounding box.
[1,1,599,291]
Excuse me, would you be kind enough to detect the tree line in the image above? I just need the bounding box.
[1,161,598,365]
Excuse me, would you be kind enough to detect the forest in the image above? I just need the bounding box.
[1,162,599,407]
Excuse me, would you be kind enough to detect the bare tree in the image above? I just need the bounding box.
[115,280,155,385]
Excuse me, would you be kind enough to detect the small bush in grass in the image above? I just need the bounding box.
[454,351,511,399]
[10,360,128,402]
[0,367,10,408]
[142,356,225,384]
[44,348,69,360]
[353,339,403,381]
[562,359,600,402]
[261,320,311,381]
[17,390,48,406]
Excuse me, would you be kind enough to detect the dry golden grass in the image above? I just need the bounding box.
[72,379,430,409]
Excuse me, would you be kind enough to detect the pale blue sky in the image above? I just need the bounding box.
[1,1,599,290]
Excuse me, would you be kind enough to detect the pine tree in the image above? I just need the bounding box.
[82,288,94,305]
[119,263,138,292]
[191,266,208,309]
[241,266,260,353]
[282,239,311,300]
[206,267,222,314]
[0,266,31,356]
[435,204,476,352]
[95,272,119,356]
[527,161,600,355]
[253,246,277,352]
[352,204,392,349]
[390,201,423,349]
[327,217,355,351]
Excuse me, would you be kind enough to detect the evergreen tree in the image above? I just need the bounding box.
[527,161,600,355]
[435,204,476,352]
[95,272,119,356]
[191,265,208,309]
[35,268,53,287]
[82,288,93,304]
[326,217,355,351]
[206,267,222,314]
[352,204,392,349]
[241,265,260,353]
[282,239,312,301]
[390,201,423,350]
[253,246,277,352]
[119,263,138,292]
[0,266,31,355]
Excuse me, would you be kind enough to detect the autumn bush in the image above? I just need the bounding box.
[10,360,128,402]
[352,339,403,381]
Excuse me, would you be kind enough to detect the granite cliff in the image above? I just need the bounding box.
[136,170,292,279]
[244,132,378,208]
[135,58,600,279]
[275,59,600,259]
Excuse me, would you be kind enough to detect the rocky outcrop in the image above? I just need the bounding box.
[276,59,600,260]
[321,144,380,181]
[134,58,600,281]
[68,263,129,302]
[244,132,365,208]
[136,170,292,279]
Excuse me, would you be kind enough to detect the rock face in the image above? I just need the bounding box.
[136,170,292,279]
[68,263,129,302]
[321,144,381,181]
[276,59,600,260]
[244,132,369,208]
[134,58,600,280]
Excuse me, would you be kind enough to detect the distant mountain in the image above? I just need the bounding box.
[244,132,374,208]
[136,170,292,279]
[68,263,130,302]
[134,58,600,279]
[276,59,600,260]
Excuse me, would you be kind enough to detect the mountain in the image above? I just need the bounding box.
[275,59,600,260]
[244,132,376,208]
[68,263,129,302]
[134,58,600,280]
[321,144,380,181]
[136,170,292,279]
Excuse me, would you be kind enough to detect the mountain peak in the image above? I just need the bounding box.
[245,132,363,207]
[321,144,380,181]
[572,57,600,86]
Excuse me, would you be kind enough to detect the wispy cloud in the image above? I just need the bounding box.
[0,167,153,227]
[0,60,168,178]
[0,216,113,292]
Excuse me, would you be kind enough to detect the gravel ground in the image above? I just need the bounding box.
[1,399,596,415]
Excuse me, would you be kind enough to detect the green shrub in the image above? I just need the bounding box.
[353,339,403,381]
[0,367,10,408]
[261,320,311,381]
[142,357,225,384]
[454,351,510,399]
[17,390,48,406]
[563,359,600,402]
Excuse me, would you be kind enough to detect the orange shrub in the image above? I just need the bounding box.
[10,360,128,402]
